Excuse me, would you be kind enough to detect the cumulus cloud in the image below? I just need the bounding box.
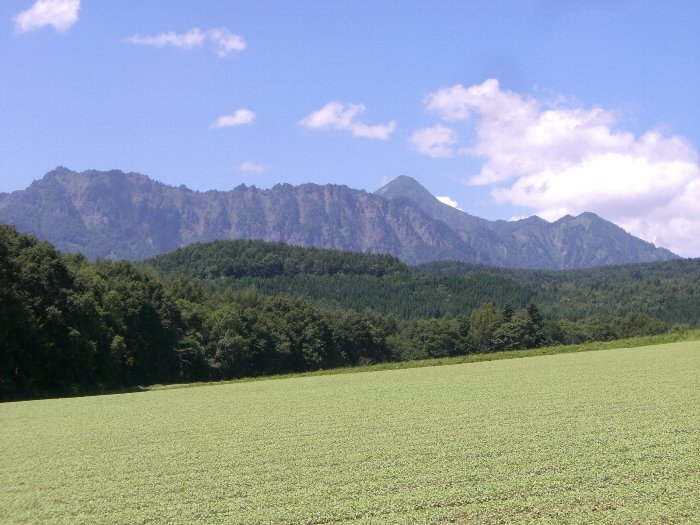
[126,27,245,56]
[410,124,459,158]
[299,102,396,140]
[418,78,700,256]
[436,196,462,210]
[14,0,80,34]
[210,108,255,129]
[237,161,267,173]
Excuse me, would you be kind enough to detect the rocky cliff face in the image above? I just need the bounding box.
[0,168,678,268]
[0,168,468,263]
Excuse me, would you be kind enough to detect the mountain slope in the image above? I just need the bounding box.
[375,176,677,269]
[0,168,471,263]
[0,168,678,268]
[485,212,676,269]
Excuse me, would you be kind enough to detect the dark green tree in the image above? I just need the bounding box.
[468,303,501,353]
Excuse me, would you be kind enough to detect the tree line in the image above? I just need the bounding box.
[147,239,410,279]
[0,226,675,400]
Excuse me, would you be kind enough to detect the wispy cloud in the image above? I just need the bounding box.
[210,108,255,129]
[299,102,396,140]
[208,28,246,57]
[126,28,205,50]
[410,124,458,158]
[237,161,267,173]
[126,27,246,57]
[418,78,700,256]
[14,0,80,34]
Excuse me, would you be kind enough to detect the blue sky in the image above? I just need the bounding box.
[2,1,699,255]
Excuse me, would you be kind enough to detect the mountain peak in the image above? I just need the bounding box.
[375,175,432,198]
[42,166,76,181]
[375,175,488,234]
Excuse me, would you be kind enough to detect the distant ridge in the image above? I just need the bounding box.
[0,167,678,269]
[375,175,678,269]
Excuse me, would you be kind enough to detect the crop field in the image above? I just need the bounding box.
[1,342,699,524]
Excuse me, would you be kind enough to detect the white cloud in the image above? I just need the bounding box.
[410,124,459,158]
[210,108,255,129]
[126,27,245,57]
[126,28,205,50]
[237,161,267,173]
[436,196,462,210]
[419,78,700,256]
[208,28,246,57]
[299,102,396,140]
[14,0,80,34]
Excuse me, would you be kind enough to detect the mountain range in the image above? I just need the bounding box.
[0,167,677,269]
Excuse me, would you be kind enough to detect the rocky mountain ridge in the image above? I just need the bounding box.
[0,167,678,268]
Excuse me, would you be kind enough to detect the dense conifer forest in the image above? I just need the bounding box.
[1,227,690,400]
[150,240,700,324]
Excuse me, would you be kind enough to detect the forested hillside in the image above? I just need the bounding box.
[2,227,678,400]
[415,259,700,324]
[148,240,700,325]
[147,240,410,278]
[146,241,532,318]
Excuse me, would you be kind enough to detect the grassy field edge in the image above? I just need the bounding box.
[146,328,700,393]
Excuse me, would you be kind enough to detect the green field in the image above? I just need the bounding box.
[1,342,699,524]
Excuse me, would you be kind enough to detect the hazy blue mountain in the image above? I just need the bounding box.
[375,175,678,269]
[0,168,678,268]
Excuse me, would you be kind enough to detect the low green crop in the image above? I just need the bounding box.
[1,341,699,524]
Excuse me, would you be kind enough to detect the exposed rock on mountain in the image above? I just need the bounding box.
[0,168,678,268]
